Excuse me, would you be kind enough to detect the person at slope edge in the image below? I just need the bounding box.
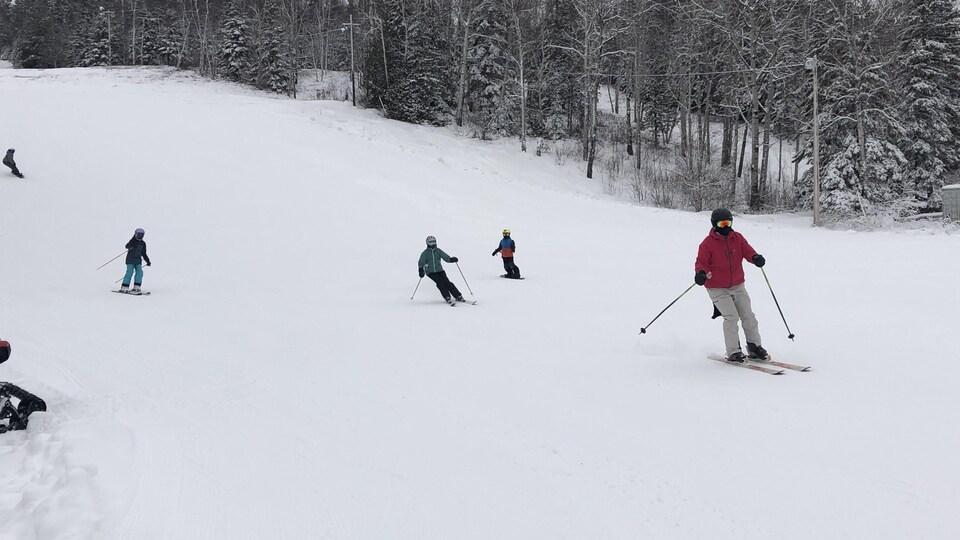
[694,208,769,363]
[491,228,521,279]
[418,236,464,306]
[120,228,152,294]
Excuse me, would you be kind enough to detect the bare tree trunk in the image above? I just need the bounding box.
[747,19,761,210]
[857,103,868,188]
[731,119,739,199]
[582,74,592,160]
[703,88,713,163]
[380,18,389,88]
[636,101,644,169]
[508,2,528,152]
[793,134,800,184]
[778,124,783,186]
[696,93,703,159]
[737,117,747,179]
[455,1,473,127]
[679,106,688,158]
[131,0,138,65]
[749,89,761,209]
[587,82,599,178]
[721,116,732,166]
[760,106,771,205]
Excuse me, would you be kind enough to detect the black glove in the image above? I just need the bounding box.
[695,270,708,286]
[418,267,425,278]
[146,261,152,267]
[752,254,765,268]
[449,257,459,263]
[491,251,497,257]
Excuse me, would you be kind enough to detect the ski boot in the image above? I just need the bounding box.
[444,296,457,306]
[726,351,747,364]
[455,296,466,302]
[119,284,130,293]
[747,343,770,361]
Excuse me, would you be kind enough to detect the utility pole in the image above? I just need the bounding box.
[343,15,360,106]
[806,56,821,227]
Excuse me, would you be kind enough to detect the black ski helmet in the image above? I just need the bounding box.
[710,208,734,234]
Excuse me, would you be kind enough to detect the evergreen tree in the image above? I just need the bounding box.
[371,0,452,125]
[253,0,290,94]
[82,9,115,67]
[897,0,960,209]
[637,1,677,146]
[539,0,581,137]
[467,0,513,137]
[798,0,906,217]
[218,0,252,82]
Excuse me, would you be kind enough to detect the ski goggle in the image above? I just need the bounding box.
[715,220,733,228]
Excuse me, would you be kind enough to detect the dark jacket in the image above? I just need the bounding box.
[418,247,452,275]
[695,229,758,289]
[2,150,14,167]
[125,237,151,265]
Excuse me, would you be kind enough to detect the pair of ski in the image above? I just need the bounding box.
[446,298,477,307]
[112,289,151,296]
[708,353,811,375]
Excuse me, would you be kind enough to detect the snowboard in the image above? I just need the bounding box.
[499,275,525,280]
[113,290,151,296]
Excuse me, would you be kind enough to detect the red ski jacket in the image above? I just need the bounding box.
[695,229,759,289]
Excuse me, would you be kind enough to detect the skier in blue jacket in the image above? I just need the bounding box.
[418,236,464,305]
[120,228,152,293]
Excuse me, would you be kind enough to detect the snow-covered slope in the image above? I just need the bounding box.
[1,67,958,540]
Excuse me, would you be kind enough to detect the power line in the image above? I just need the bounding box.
[596,62,808,79]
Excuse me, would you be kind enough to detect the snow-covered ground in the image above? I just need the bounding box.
[1,66,959,540]
[296,69,353,102]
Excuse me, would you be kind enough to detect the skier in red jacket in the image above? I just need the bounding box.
[694,208,768,363]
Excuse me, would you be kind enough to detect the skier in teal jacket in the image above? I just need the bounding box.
[418,236,464,305]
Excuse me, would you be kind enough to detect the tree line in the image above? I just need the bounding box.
[3,0,960,219]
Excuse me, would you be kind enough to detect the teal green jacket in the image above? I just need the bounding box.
[419,247,452,274]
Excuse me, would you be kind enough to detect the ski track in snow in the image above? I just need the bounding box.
[1,66,959,539]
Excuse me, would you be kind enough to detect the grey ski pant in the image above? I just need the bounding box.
[707,283,762,356]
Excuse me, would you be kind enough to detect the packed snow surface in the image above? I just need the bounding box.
[1,67,958,540]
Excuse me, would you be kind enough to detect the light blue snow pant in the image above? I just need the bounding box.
[122,264,143,286]
[707,283,762,356]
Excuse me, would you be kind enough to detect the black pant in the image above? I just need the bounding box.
[502,257,521,278]
[427,271,462,300]
[3,160,21,177]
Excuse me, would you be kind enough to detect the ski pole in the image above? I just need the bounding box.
[639,283,696,335]
[411,276,423,300]
[455,262,474,295]
[97,251,126,270]
[760,267,795,340]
